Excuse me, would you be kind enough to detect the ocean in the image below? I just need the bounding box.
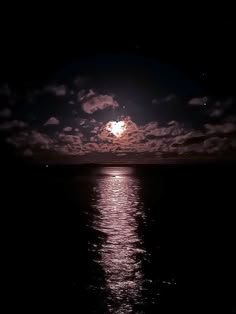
[2,164,236,313]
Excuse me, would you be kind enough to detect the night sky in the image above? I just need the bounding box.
[0,7,235,163]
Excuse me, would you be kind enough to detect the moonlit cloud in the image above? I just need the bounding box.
[0,108,11,118]
[81,95,119,114]
[1,77,235,162]
[44,117,60,126]
[63,126,73,132]
[188,96,208,106]
[79,118,87,126]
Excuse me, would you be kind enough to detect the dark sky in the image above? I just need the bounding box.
[0,6,236,163]
[1,7,235,92]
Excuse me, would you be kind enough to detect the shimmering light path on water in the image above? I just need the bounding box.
[91,167,146,313]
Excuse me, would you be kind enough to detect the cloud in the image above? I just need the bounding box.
[222,97,234,109]
[0,84,11,96]
[63,126,73,132]
[152,98,159,105]
[205,122,236,134]
[58,134,83,146]
[7,131,54,149]
[231,139,236,148]
[81,95,119,114]
[23,148,33,157]
[225,115,236,123]
[44,117,60,126]
[45,85,67,96]
[74,76,88,88]
[78,89,95,101]
[79,118,87,126]
[0,108,11,118]
[188,96,208,106]
[203,137,228,153]
[168,120,177,126]
[140,121,185,138]
[0,120,27,131]
[209,109,224,118]
[164,94,176,102]
[29,131,54,148]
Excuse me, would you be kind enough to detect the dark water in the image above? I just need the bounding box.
[2,164,236,313]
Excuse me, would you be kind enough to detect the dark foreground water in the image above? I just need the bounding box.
[2,164,236,313]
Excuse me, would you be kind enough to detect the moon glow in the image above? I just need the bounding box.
[106,121,126,137]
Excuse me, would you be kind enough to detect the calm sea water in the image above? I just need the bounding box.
[2,164,236,313]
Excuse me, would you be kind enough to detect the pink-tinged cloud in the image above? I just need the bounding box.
[0,120,27,131]
[91,126,100,134]
[188,96,208,106]
[0,108,11,118]
[81,95,119,114]
[58,134,83,146]
[44,117,60,126]
[79,118,87,125]
[63,126,73,132]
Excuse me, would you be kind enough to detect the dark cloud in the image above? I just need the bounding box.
[205,122,236,134]
[0,120,27,131]
[164,94,176,102]
[0,108,11,118]
[7,131,53,149]
[0,84,11,96]
[45,85,67,96]
[209,109,224,118]
[23,148,33,156]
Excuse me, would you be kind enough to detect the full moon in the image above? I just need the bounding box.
[106,121,126,137]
